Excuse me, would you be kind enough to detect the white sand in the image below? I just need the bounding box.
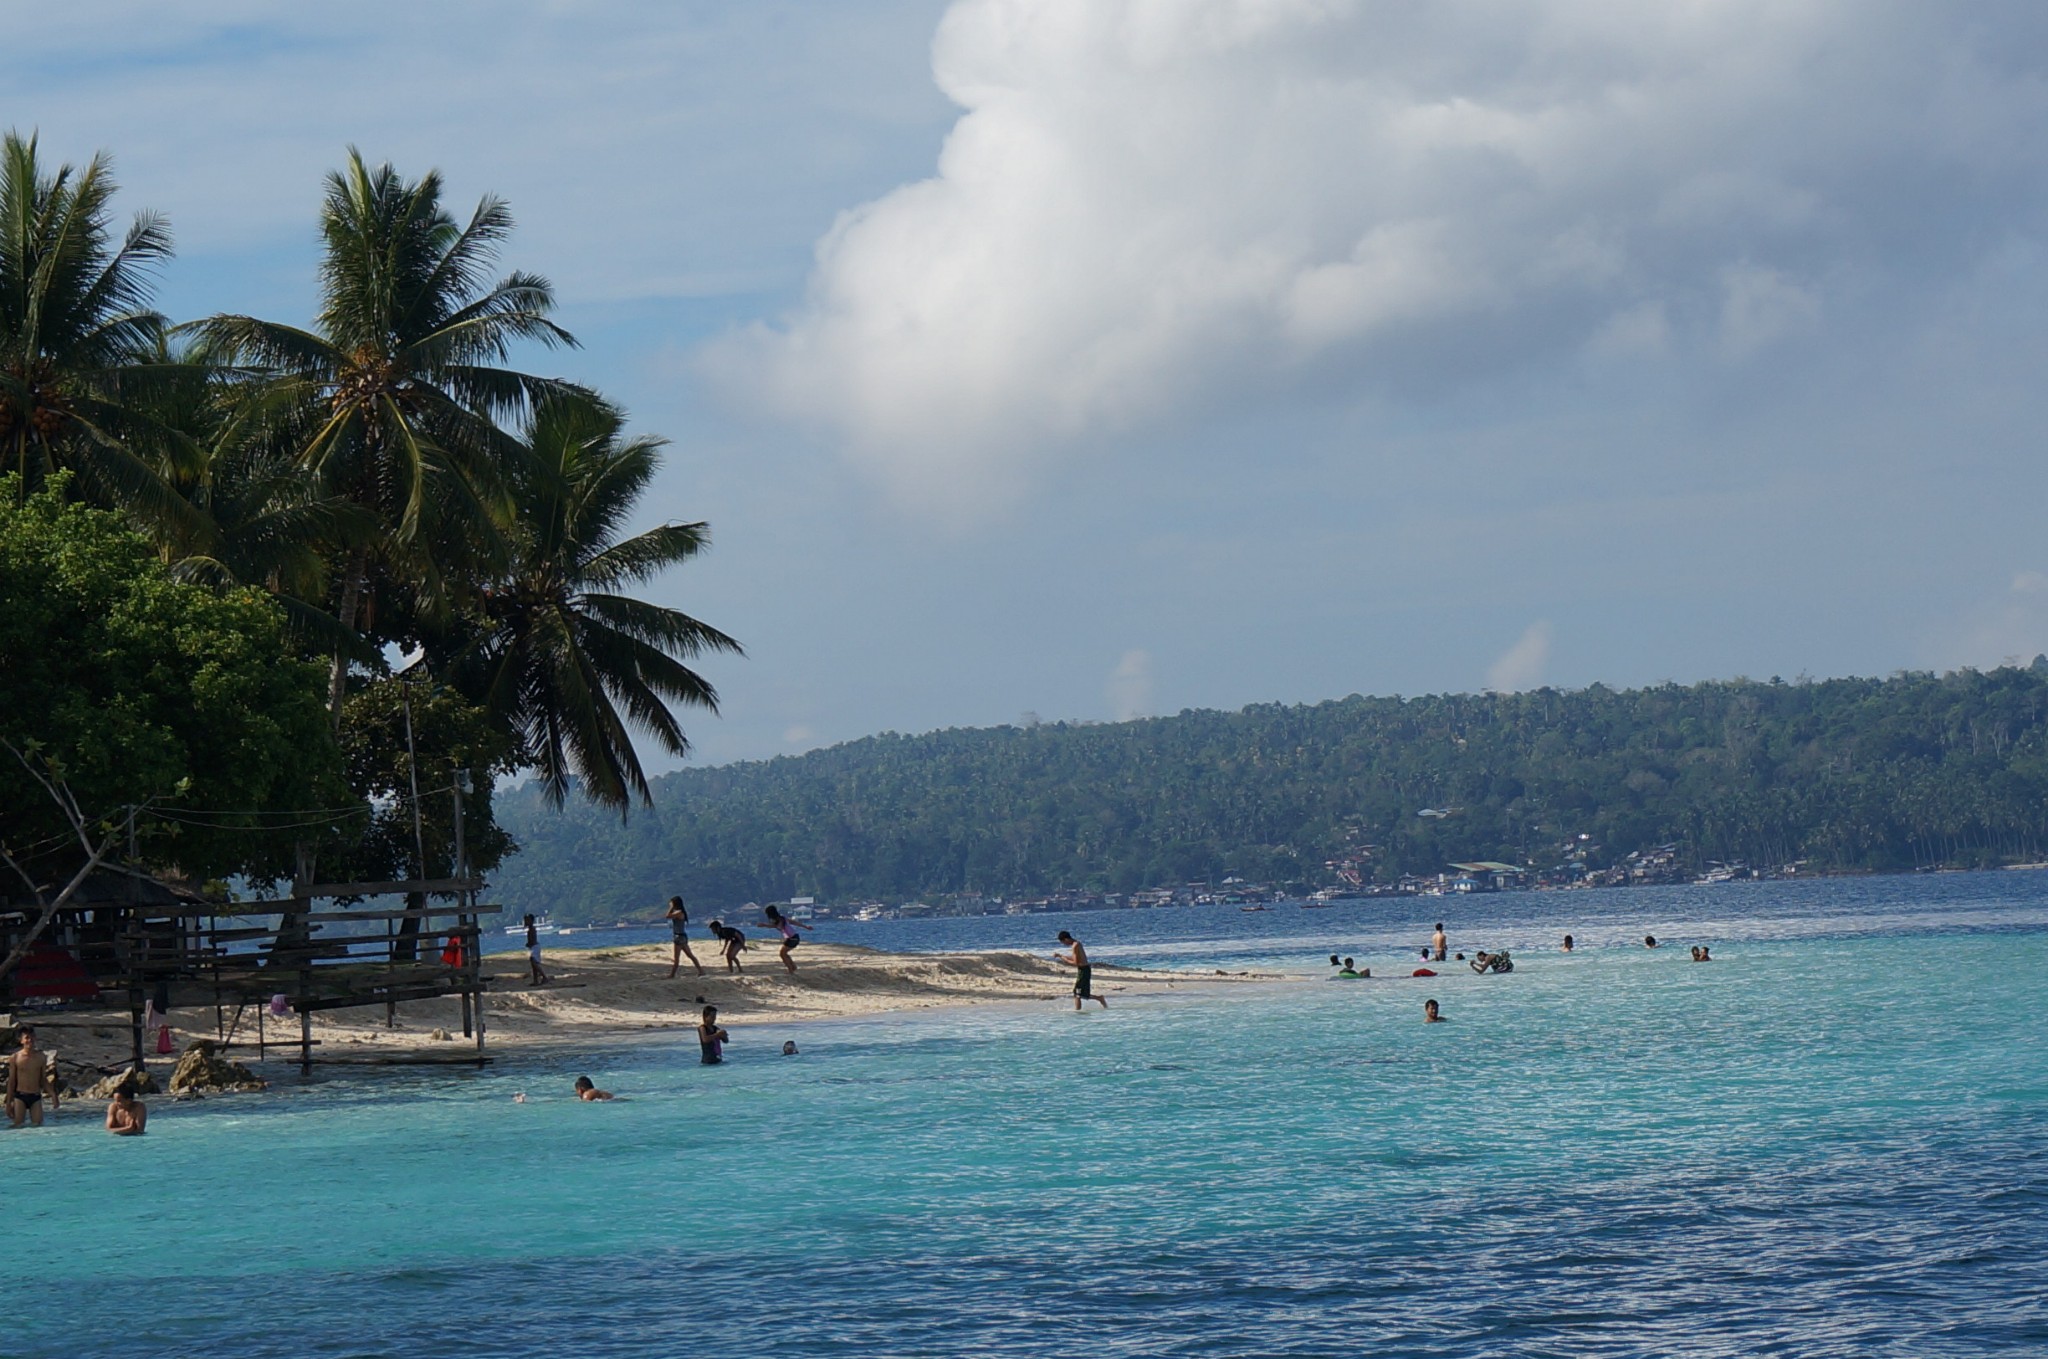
[27,942,1278,1077]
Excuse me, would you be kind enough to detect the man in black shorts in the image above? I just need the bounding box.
[5,1026,54,1127]
[1055,931,1108,1011]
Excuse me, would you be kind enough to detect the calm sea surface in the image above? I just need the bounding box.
[10,874,2047,1357]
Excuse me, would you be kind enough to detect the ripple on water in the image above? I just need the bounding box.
[9,880,2048,1358]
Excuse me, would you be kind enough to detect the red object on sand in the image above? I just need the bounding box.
[156,1024,174,1054]
[10,944,100,1001]
[1412,967,1438,977]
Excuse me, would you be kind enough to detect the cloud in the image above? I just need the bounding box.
[1487,622,1554,693]
[782,724,817,746]
[722,0,2048,516]
[1107,648,1154,720]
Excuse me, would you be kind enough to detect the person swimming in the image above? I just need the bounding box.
[1691,945,1712,962]
[1423,998,1444,1023]
[1334,957,1362,978]
[1644,935,1659,948]
[573,1076,614,1101]
[781,1040,799,1056]
[1562,934,1574,952]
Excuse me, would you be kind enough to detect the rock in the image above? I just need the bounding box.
[168,1040,266,1095]
[429,1028,452,1041]
[83,1067,161,1099]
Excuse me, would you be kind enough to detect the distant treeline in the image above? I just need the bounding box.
[490,665,2048,921]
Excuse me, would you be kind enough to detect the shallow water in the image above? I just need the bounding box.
[10,875,2048,1357]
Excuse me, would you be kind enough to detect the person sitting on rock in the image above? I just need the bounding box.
[106,1078,147,1136]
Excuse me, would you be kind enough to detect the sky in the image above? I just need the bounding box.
[11,0,2048,768]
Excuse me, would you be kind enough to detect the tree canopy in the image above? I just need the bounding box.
[2,132,735,898]
[0,477,346,885]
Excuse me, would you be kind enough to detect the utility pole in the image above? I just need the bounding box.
[398,677,428,963]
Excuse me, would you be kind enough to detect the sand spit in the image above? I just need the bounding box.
[20,943,1277,1080]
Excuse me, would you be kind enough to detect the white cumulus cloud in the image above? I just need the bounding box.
[718,0,2048,517]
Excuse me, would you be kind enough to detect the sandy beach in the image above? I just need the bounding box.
[23,942,1279,1083]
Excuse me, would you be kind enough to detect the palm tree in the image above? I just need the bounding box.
[134,340,381,656]
[0,131,186,519]
[189,149,581,718]
[454,394,741,810]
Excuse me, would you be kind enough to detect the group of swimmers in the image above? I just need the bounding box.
[4,1025,146,1136]
[1329,921,1720,1025]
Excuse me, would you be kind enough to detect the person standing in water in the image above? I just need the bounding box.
[758,904,813,974]
[5,1026,54,1127]
[524,914,548,986]
[1423,998,1445,1023]
[1562,934,1574,953]
[1054,931,1108,1010]
[1431,923,1448,962]
[666,895,705,979]
[697,1005,729,1065]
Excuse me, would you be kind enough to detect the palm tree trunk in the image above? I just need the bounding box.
[328,549,365,729]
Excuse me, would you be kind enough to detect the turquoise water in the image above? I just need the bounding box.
[9,877,2048,1357]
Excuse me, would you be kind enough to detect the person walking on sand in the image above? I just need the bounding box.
[5,1026,55,1127]
[524,914,549,986]
[105,1078,147,1135]
[1431,923,1448,962]
[698,1005,729,1065]
[666,895,705,979]
[1054,931,1108,1011]
[708,920,747,973]
[758,904,813,974]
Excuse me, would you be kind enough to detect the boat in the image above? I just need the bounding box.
[1239,905,1270,912]
[504,915,560,936]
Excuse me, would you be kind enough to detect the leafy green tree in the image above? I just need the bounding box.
[0,476,349,885]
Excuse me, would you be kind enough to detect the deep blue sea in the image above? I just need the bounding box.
[10,873,2047,1357]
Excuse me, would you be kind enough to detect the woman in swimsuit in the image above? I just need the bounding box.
[697,1005,729,1065]
[759,904,813,974]
[666,895,705,979]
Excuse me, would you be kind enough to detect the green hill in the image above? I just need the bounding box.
[489,665,2048,921]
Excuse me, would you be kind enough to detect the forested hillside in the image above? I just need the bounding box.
[490,665,2048,921]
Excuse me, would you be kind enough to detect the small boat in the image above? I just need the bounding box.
[1239,905,1270,912]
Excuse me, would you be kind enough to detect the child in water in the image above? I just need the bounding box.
[698,1006,729,1065]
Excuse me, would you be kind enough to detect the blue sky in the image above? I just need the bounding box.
[13,1,2048,767]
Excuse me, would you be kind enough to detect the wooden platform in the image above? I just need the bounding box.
[119,879,499,1070]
